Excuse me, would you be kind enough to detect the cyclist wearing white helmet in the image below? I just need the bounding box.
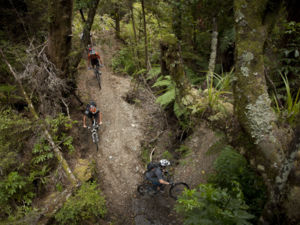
[145,159,172,191]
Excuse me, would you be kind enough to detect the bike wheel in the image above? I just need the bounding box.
[96,71,101,90]
[169,182,189,200]
[137,184,149,196]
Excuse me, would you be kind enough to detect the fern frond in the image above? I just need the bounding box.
[156,88,175,107]
[152,76,172,87]
[147,67,161,80]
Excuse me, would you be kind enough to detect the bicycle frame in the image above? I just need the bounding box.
[87,118,99,150]
[93,65,102,89]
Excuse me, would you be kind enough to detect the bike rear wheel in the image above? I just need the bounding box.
[137,184,149,196]
[169,182,189,200]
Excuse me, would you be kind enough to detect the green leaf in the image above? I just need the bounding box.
[156,88,175,107]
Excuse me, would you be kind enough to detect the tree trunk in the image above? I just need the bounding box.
[79,8,86,22]
[206,17,218,82]
[233,0,300,223]
[114,3,121,39]
[0,49,79,187]
[71,0,100,71]
[129,1,141,69]
[141,0,149,70]
[172,2,182,41]
[48,0,73,77]
[130,2,137,44]
[160,42,169,75]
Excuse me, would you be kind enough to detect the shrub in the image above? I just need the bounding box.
[208,146,267,219]
[176,184,254,225]
[0,108,32,173]
[55,182,107,225]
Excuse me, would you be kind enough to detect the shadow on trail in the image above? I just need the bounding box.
[132,191,182,225]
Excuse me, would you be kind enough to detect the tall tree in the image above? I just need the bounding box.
[114,2,121,39]
[141,0,149,70]
[71,0,100,71]
[48,0,73,77]
[233,0,300,223]
[206,17,218,82]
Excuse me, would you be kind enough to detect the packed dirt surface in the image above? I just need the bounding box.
[76,42,180,224]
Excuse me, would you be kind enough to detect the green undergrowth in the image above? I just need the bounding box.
[0,109,77,222]
[175,144,266,224]
[54,181,107,225]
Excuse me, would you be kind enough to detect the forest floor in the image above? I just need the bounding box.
[75,37,182,225]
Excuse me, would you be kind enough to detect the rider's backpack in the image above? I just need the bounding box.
[89,50,98,59]
[147,162,160,171]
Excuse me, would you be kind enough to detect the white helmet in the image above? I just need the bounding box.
[159,159,171,167]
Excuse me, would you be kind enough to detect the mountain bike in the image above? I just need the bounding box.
[93,64,102,90]
[137,169,189,200]
[87,118,100,151]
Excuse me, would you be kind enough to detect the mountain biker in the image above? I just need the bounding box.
[83,101,102,128]
[88,48,103,70]
[145,159,172,192]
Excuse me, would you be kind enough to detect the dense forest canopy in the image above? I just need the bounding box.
[0,0,300,224]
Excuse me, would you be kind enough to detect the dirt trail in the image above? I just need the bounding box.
[76,41,183,224]
[77,49,146,221]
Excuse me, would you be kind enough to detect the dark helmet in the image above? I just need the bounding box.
[89,101,96,107]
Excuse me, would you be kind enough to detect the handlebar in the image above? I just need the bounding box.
[85,124,100,129]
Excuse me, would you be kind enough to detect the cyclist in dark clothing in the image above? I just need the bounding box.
[83,101,102,128]
[145,159,171,191]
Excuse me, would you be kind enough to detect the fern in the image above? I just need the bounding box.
[156,88,175,107]
[152,75,173,87]
[153,75,176,108]
[147,66,161,80]
[219,27,235,54]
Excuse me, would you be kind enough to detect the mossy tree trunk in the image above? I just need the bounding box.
[71,0,100,72]
[48,0,73,77]
[206,17,218,83]
[141,0,149,70]
[113,3,121,39]
[129,0,141,69]
[234,0,300,223]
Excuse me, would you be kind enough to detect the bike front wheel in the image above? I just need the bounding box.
[96,71,101,89]
[169,182,189,200]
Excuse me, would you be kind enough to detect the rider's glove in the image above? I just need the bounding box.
[169,182,174,186]
[99,121,103,125]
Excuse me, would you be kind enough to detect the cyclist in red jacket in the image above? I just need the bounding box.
[88,48,103,69]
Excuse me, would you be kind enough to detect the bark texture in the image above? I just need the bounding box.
[234,0,300,223]
[206,17,218,82]
[71,0,100,71]
[114,3,121,39]
[141,0,149,70]
[48,0,73,76]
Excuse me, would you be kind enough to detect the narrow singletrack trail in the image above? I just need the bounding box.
[77,47,146,223]
[77,43,182,225]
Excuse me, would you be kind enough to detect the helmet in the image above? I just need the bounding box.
[88,47,92,51]
[89,101,96,107]
[89,105,97,114]
[159,159,171,167]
